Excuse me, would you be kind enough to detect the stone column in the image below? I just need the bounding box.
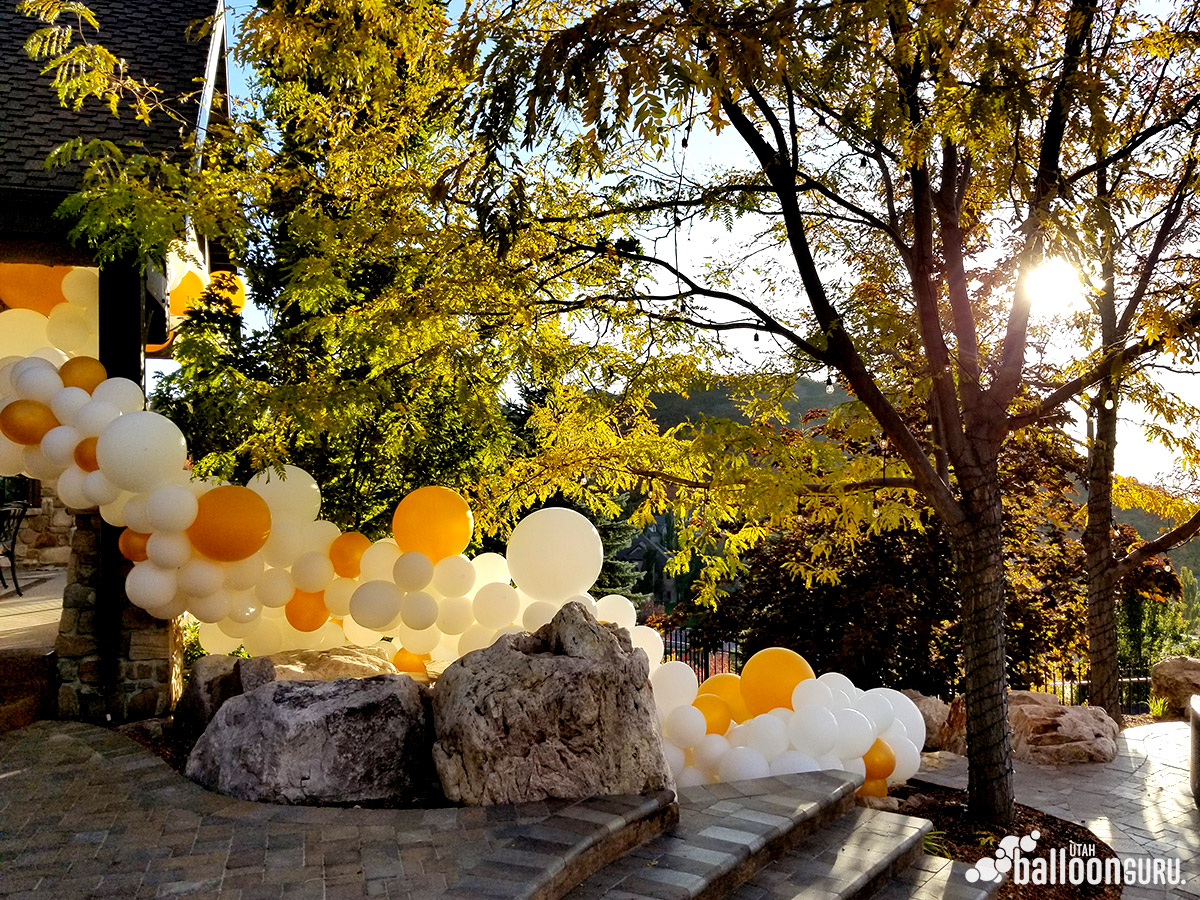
[56,512,183,722]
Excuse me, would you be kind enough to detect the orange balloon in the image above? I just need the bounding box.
[391,486,473,563]
[145,331,175,356]
[169,270,205,316]
[0,399,60,445]
[0,263,70,315]
[58,356,108,393]
[186,485,272,562]
[392,647,429,675]
[739,647,816,716]
[118,529,150,562]
[863,738,897,782]
[208,271,247,312]
[693,692,732,735]
[329,531,372,578]
[697,672,753,723]
[856,778,889,799]
[73,435,99,472]
[286,588,329,632]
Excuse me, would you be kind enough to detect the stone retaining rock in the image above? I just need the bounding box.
[1008,690,1118,764]
[901,690,951,751]
[1151,656,1200,717]
[236,645,397,693]
[431,602,672,805]
[186,674,436,805]
[175,655,242,735]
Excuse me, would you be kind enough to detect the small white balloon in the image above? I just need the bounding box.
[349,580,404,631]
[788,705,838,758]
[770,750,821,776]
[875,688,927,751]
[565,593,598,616]
[341,615,383,647]
[833,708,876,759]
[50,385,92,426]
[301,519,341,554]
[9,356,56,384]
[792,678,835,710]
[818,671,858,699]
[23,445,65,481]
[61,267,100,309]
[246,465,321,522]
[227,596,262,625]
[146,531,192,568]
[292,550,336,593]
[747,713,790,762]
[262,519,304,569]
[256,567,295,608]
[436,595,474,634]
[14,364,63,403]
[718,746,770,783]
[676,766,710,788]
[55,465,91,509]
[693,734,731,776]
[197,620,243,655]
[83,470,122,507]
[856,689,896,735]
[178,557,225,599]
[392,551,433,591]
[457,623,497,656]
[839,757,867,779]
[661,740,686,778]
[888,737,922,784]
[521,599,558,632]
[40,424,81,467]
[650,661,699,714]
[630,625,664,666]
[401,590,439,631]
[396,622,441,655]
[664,705,708,749]
[596,594,637,630]
[323,577,359,617]
[125,562,177,610]
[242,617,285,657]
[144,483,200,533]
[121,494,153,535]
[471,551,510,586]
[73,399,121,437]
[91,377,145,413]
[432,554,476,598]
[473,582,520,629]
[224,552,265,591]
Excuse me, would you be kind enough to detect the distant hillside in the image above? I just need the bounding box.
[648,378,849,429]
[1117,505,1200,575]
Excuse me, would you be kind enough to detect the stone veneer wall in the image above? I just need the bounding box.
[56,512,184,722]
[16,481,74,566]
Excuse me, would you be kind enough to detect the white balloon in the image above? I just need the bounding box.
[73,399,121,437]
[650,661,699,713]
[521,599,558,632]
[197,621,243,655]
[323,577,358,617]
[243,617,285,657]
[457,623,497,656]
[788,705,838,757]
[301,519,341,554]
[435,595,474,634]
[726,722,752,747]
[839,757,867,779]
[506,507,604,603]
[856,689,896,734]
[98,491,131,526]
[179,557,225,599]
[392,551,433,591]
[40,424,81,467]
[15,365,63,403]
[50,385,91,426]
[121,494,153,535]
[888,737,922,784]
[83,469,121,507]
[693,734,731,776]
[146,531,193,568]
[315,620,347,649]
[816,753,843,772]
[473,582,520,629]
[432,554,475,598]
[61,267,99,309]
[396,622,440,655]
[664,705,707,750]
[91,377,144,413]
[471,551,510,586]
[676,766,710,788]
[292,550,335,593]
[125,562,177,610]
[874,688,927,751]
[226,594,262,625]
[262,519,304,569]
[224,552,265,591]
[46,303,93,355]
[818,671,858,699]
[55,465,91,509]
[349,580,403,631]
[833,708,876,759]
[256,567,295,608]
[747,713,789,762]
[145,594,188,621]
[217,612,257,638]
[144,483,199,533]
[596,594,636,630]
[341,615,383,647]
[0,433,25,477]
[23,445,65,481]
[401,590,439,631]
[0,356,22,394]
[770,750,821,776]
[247,465,321,522]
[661,740,686,778]
[0,310,49,359]
[882,719,909,746]
[630,625,665,666]
[718,746,770,783]
[565,593,598,616]
[9,355,56,385]
[95,411,187,492]
[792,678,835,711]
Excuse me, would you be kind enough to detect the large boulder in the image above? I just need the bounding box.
[1009,690,1119,764]
[901,690,951,751]
[432,602,672,805]
[236,645,398,693]
[176,655,243,735]
[1151,657,1200,717]
[186,674,437,805]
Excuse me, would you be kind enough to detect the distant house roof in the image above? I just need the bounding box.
[0,0,226,253]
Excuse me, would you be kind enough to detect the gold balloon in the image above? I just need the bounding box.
[186,485,272,562]
[739,647,816,715]
[862,738,897,782]
[692,692,732,735]
[58,356,108,393]
[0,263,70,315]
[0,399,60,445]
[392,486,473,564]
[697,672,753,723]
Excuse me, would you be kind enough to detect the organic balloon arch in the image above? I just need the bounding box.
[0,264,923,795]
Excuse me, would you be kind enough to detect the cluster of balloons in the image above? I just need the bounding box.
[0,265,101,360]
[650,648,924,796]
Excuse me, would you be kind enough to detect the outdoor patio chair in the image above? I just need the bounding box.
[0,502,29,597]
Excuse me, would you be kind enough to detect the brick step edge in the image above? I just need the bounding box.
[443,789,680,900]
[871,854,1002,900]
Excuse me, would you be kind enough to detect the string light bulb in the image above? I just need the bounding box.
[1103,391,1115,410]
[825,374,835,395]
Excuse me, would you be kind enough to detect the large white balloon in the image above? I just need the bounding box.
[349,580,403,631]
[505,507,603,603]
[61,267,99,309]
[95,411,187,492]
[247,465,321,522]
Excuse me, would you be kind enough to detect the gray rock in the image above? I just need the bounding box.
[236,645,398,694]
[1009,690,1119,764]
[186,674,437,805]
[176,655,243,735]
[1151,656,1200,717]
[901,689,951,751]
[431,601,673,806]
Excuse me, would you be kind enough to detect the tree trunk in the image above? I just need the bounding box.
[948,463,1015,826]
[1084,385,1124,726]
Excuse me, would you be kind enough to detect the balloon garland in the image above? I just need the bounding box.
[0,264,924,794]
